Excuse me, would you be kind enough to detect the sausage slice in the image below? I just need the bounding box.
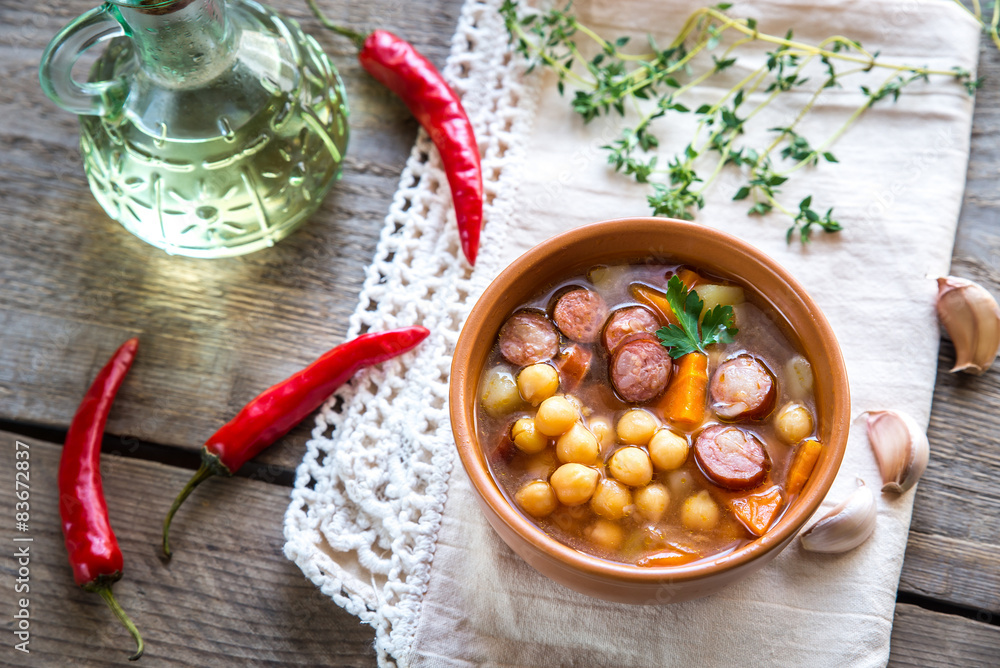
[553,289,608,343]
[553,343,593,392]
[709,354,777,421]
[694,424,770,490]
[610,334,672,403]
[498,311,559,366]
[602,306,661,354]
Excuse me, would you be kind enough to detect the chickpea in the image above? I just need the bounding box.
[535,396,578,436]
[648,429,689,471]
[515,480,558,518]
[590,479,633,520]
[549,463,600,506]
[556,423,600,464]
[666,469,694,500]
[523,449,558,480]
[634,483,670,522]
[563,394,591,417]
[517,363,560,405]
[511,418,548,454]
[608,446,654,487]
[586,519,624,550]
[550,503,589,533]
[681,490,720,531]
[588,416,614,448]
[616,409,658,445]
[775,402,814,445]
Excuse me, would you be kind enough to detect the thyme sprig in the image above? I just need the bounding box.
[500,1,980,242]
[952,0,1000,51]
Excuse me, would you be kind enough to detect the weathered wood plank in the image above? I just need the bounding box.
[2,428,997,667]
[889,603,1000,668]
[896,33,1000,615]
[899,347,1000,614]
[0,0,465,469]
[0,431,376,666]
[3,0,1000,662]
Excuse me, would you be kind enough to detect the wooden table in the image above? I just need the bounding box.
[1,0,998,665]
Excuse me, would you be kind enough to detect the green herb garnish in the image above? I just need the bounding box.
[953,0,1000,52]
[500,1,980,242]
[655,275,738,357]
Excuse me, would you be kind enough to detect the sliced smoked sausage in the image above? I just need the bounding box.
[694,424,770,490]
[602,306,661,354]
[709,354,777,421]
[498,311,559,366]
[609,334,672,403]
[553,288,608,343]
[553,343,593,392]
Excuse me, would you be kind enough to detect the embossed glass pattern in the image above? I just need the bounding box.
[40,0,349,257]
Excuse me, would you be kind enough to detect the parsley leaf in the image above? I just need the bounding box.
[655,323,700,357]
[655,275,738,358]
[701,303,739,347]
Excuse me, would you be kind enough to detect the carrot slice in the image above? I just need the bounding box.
[629,269,706,325]
[636,548,699,567]
[730,486,784,536]
[657,352,709,431]
[675,267,705,288]
[629,283,677,325]
[786,438,824,495]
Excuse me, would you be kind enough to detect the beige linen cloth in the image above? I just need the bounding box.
[284,0,980,665]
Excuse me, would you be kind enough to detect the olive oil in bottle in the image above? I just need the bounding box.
[41,0,349,257]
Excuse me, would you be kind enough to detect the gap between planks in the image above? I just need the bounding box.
[0,418,297,487]
[0,432,375,666]
[5,428,997,668]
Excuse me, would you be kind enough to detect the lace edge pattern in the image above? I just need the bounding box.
[282,0,542,664]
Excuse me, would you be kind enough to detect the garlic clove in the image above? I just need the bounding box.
[799,481,877,553]
[865,410,929,494]
[936,276,1000,375]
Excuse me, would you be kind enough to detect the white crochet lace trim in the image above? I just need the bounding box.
[283,0,539,664]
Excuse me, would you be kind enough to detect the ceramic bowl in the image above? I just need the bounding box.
[449,217,850,604]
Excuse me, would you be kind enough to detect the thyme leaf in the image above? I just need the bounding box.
[501,1,979,243]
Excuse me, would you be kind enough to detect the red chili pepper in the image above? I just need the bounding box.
[59,338,144,661]
[162,326,430,558]
[306,1,484,265]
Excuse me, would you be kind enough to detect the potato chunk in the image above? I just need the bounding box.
[480,367,521,417]
[694,284,745,313]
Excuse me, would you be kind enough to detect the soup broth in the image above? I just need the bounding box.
[476,261,823,566]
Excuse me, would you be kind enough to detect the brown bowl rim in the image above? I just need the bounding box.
[450,217,850,588]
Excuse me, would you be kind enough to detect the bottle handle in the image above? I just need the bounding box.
[38,5,128,117]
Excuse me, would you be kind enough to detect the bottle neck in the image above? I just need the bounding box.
[118,0,236,87]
